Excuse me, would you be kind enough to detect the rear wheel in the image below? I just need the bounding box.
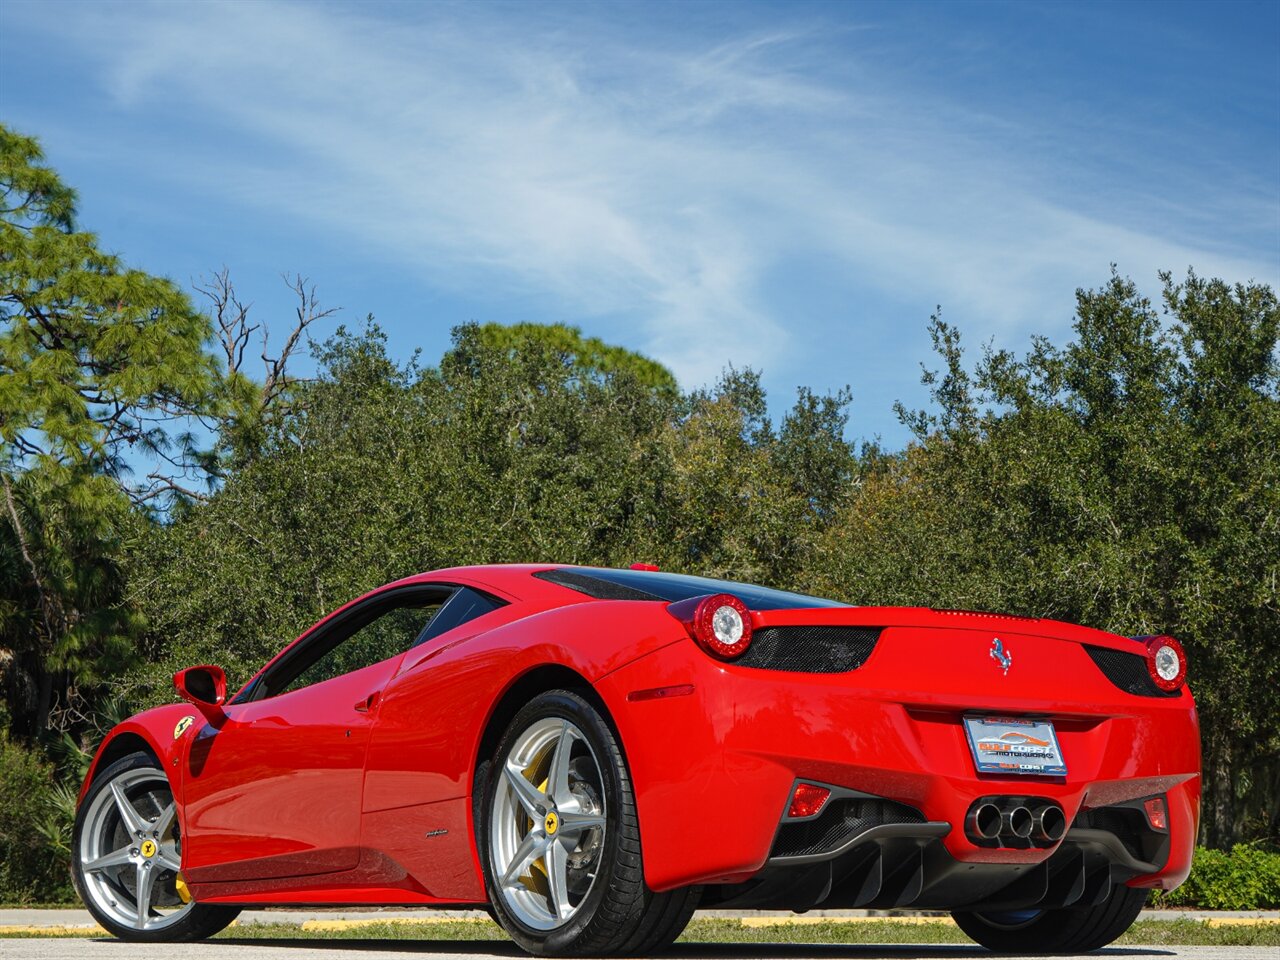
[479,689,698,956]
[952,883,1147,953]
[72,751,239,942]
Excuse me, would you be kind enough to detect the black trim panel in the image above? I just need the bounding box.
[1085,645,1180,698]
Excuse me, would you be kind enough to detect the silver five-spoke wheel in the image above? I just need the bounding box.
[77,765,192,932]
[74,752,239,941]
[490,716,607,930]
[481,691,699,956]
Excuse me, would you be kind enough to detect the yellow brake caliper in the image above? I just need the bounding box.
[518,755,553,896]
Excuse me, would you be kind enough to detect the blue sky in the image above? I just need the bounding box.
[2,0,1277,448]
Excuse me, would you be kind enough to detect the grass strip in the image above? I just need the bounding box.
[3,916,1279,946]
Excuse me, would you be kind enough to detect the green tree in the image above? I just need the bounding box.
[466,321,679,395]
[0,125,220,737]
[0,734,74,902]
[125,320,682,695]
[818,269,1279,845]
[126,320,855,701]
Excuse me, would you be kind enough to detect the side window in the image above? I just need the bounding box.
[259,589,450,699]
[412,587,506,648]
[278,603,439,695]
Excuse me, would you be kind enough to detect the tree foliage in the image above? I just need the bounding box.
[126,320,851,696]
[3,126,1278,880]
[0,125,220,493]
[0,733,75,902]
[815,270,1279,845]
[121,271,1279,846]
[0,124,225,738]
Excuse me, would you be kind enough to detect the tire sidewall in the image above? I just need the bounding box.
[479,690,633,955]
[74,752,160,939]
[72,750,234,942]
[952,883,1148,953]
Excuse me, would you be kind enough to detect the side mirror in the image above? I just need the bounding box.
[174,665,228,717]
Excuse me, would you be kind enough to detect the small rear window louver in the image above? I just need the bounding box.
[532,569,660,601]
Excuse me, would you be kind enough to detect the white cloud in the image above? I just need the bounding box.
[14,0,1278,386]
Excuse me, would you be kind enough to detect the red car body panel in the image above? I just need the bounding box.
[80,564,1200,909]
[599,619,1198,892]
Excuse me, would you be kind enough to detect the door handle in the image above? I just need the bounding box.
[245,715,288,728]
[353,692,380,713]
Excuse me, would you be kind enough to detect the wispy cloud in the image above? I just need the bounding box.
[11,0,1278,386]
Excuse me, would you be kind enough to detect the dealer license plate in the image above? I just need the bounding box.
[963,716,1067,776]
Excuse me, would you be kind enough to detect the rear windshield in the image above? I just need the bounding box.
[534,567,849,611]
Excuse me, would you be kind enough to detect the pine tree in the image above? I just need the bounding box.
[0,124,220,737]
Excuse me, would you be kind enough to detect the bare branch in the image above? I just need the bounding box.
[9,434,47,459]
[130,474,211,506]
[262,274,338,405]
[194,268,258,375]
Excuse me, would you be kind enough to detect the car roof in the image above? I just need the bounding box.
[388,563,845,610]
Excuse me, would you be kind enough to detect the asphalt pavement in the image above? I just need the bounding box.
[2,940,1278,960]
[4,909,1278,960]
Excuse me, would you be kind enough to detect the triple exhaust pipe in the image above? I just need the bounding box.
[966,798,1066,847]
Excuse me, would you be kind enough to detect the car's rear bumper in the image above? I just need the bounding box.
[596,634,1200,898]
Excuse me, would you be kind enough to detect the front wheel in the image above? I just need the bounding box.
[479,689,698,956]
[72,751,239,941]
[952,883,1147,953]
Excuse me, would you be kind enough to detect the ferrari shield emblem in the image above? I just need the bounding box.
[173,715,195,740]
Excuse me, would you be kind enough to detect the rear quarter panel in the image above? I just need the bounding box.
[357,598,690,900]
[362,599,687,811]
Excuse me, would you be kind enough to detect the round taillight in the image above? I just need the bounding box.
[1144,635,1186,691]
[671,593,752,660]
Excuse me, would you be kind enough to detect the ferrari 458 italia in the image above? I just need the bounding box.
[72,564,1199,954]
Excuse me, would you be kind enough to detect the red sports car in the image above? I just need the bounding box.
[72,564,1199,955]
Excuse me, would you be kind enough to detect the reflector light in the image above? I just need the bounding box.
[1143,796,1168,831]
[626,684,696,703]
[1143,635,1187,691]
[788,783,831,819]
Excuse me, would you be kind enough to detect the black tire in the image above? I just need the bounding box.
[952,883,1148,953]
[615,883,701,956]
[72,751,239,942]
[478,689,697,956]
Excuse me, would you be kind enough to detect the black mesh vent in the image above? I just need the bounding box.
[532,569,659,601]
[1085,645,1180,698]
[736,626,882,673]
[1080,807,1146,860]
[1075,798,1171,869]
[771,797,926,859]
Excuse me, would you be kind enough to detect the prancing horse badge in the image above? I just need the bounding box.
[990,637,1012,675]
